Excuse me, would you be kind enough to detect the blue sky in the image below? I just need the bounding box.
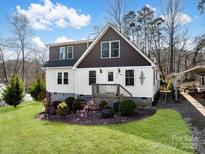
[0,0,204,46]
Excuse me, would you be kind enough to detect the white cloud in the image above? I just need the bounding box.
[164,12,192,25]
[176,12,192,25]
[16,0,91,30]
[55,36,74,43]
[32,36,46,49]
[145,4,156,12]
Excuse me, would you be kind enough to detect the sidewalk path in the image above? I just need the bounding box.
[181,93,205,117]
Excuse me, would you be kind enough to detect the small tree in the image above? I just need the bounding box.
[2,75,24,108]
[29,77,46,101]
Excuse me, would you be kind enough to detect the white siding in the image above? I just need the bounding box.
[45,66,159,99]
[45,67,75,93]
[75,66,154,98]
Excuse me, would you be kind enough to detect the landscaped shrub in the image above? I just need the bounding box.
[29,77,46,101]
[52,100,62,109]
[2,75,24,108]
[119,100,136,116]
[57,102,68,116]
[103,105,112,109]
[99,100,108,109]
[101,109,114,118]
[113,102,120,113]
[72,99,83,113]
[64,97,75,110]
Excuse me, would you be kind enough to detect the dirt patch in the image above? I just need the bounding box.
[36,108,156,125]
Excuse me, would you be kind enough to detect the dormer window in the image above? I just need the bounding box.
[101,40,120,58]
[67,46,73,59]
[59,47,66,60]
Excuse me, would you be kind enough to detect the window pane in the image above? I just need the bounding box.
[89,71,96,85]
[108,72,113,81]
[67,46,73,59]
[101,42,109,58]
[89,78,96,85]
[89,71,96,77]
[126,70,134,77]
[111,41,119,57]
[64,72,68,84]
[57,72,62,84]
[59,47,66,60]
[126,78,134,86]
[125,70,134,86]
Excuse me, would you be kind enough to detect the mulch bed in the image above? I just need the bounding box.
[36,108,156,125]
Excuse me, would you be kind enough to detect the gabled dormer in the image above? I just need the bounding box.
[74,24,154,68]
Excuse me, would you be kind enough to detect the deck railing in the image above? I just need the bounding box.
[92,84,132,98]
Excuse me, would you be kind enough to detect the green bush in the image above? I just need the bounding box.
[99,100,108,109]
[101,109,114,118]
[113,102,120,113]
[2,75,24,108]
[64,97,75,110]
[57,102,68,116]
[72,99,82,113]
[103,105,112,109]
[52,100,62,109]
[119,100,136,116]
[29,78,46,101]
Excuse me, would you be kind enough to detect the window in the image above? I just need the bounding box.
[108,72,114,82]
[57,72,62,84]
[125,70,134,86]
[101,42,109,58]
[111,41,119,57]
[89,71,96,85]
[101,40,120,58]
[64,72,68,84]
[67,46,73,59]
[59,47,66,60]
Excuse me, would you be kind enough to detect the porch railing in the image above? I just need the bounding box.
[92,84,132,98]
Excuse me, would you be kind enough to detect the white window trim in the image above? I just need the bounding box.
[125,70,135,86]
[57,72,62,84]
[67,46,73,59]
[57,72,69,85]
[100,40,120,59]
[63,72,69,84]
[89,70,96,86]
[107,71,114,82]
[59,47,66,60]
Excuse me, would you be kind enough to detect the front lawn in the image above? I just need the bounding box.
[0,102,194,154]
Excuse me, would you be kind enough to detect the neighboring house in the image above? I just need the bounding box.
[43,24,160,105]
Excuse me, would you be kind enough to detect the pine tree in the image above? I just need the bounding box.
[2,75,24,108]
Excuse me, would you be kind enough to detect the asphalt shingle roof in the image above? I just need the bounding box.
[43,59,78,67]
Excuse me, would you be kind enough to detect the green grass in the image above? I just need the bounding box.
[0,102,194,154]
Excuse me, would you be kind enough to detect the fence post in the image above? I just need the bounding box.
[117,84,120,96]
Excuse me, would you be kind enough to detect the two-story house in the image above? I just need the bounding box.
[43,24,160,105]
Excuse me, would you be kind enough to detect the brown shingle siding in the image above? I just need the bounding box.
[78,27,151,68]
[49,42,90,61]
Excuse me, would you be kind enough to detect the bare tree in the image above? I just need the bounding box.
[192,34,205,66]
[106,0,128,32]
[9,13,32,83]
[0,40,8,83]
[163,0,182,73]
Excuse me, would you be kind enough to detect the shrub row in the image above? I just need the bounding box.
[53,97,84,116]
[99,100,136,118]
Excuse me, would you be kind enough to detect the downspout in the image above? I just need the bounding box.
[73,67,78,99]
